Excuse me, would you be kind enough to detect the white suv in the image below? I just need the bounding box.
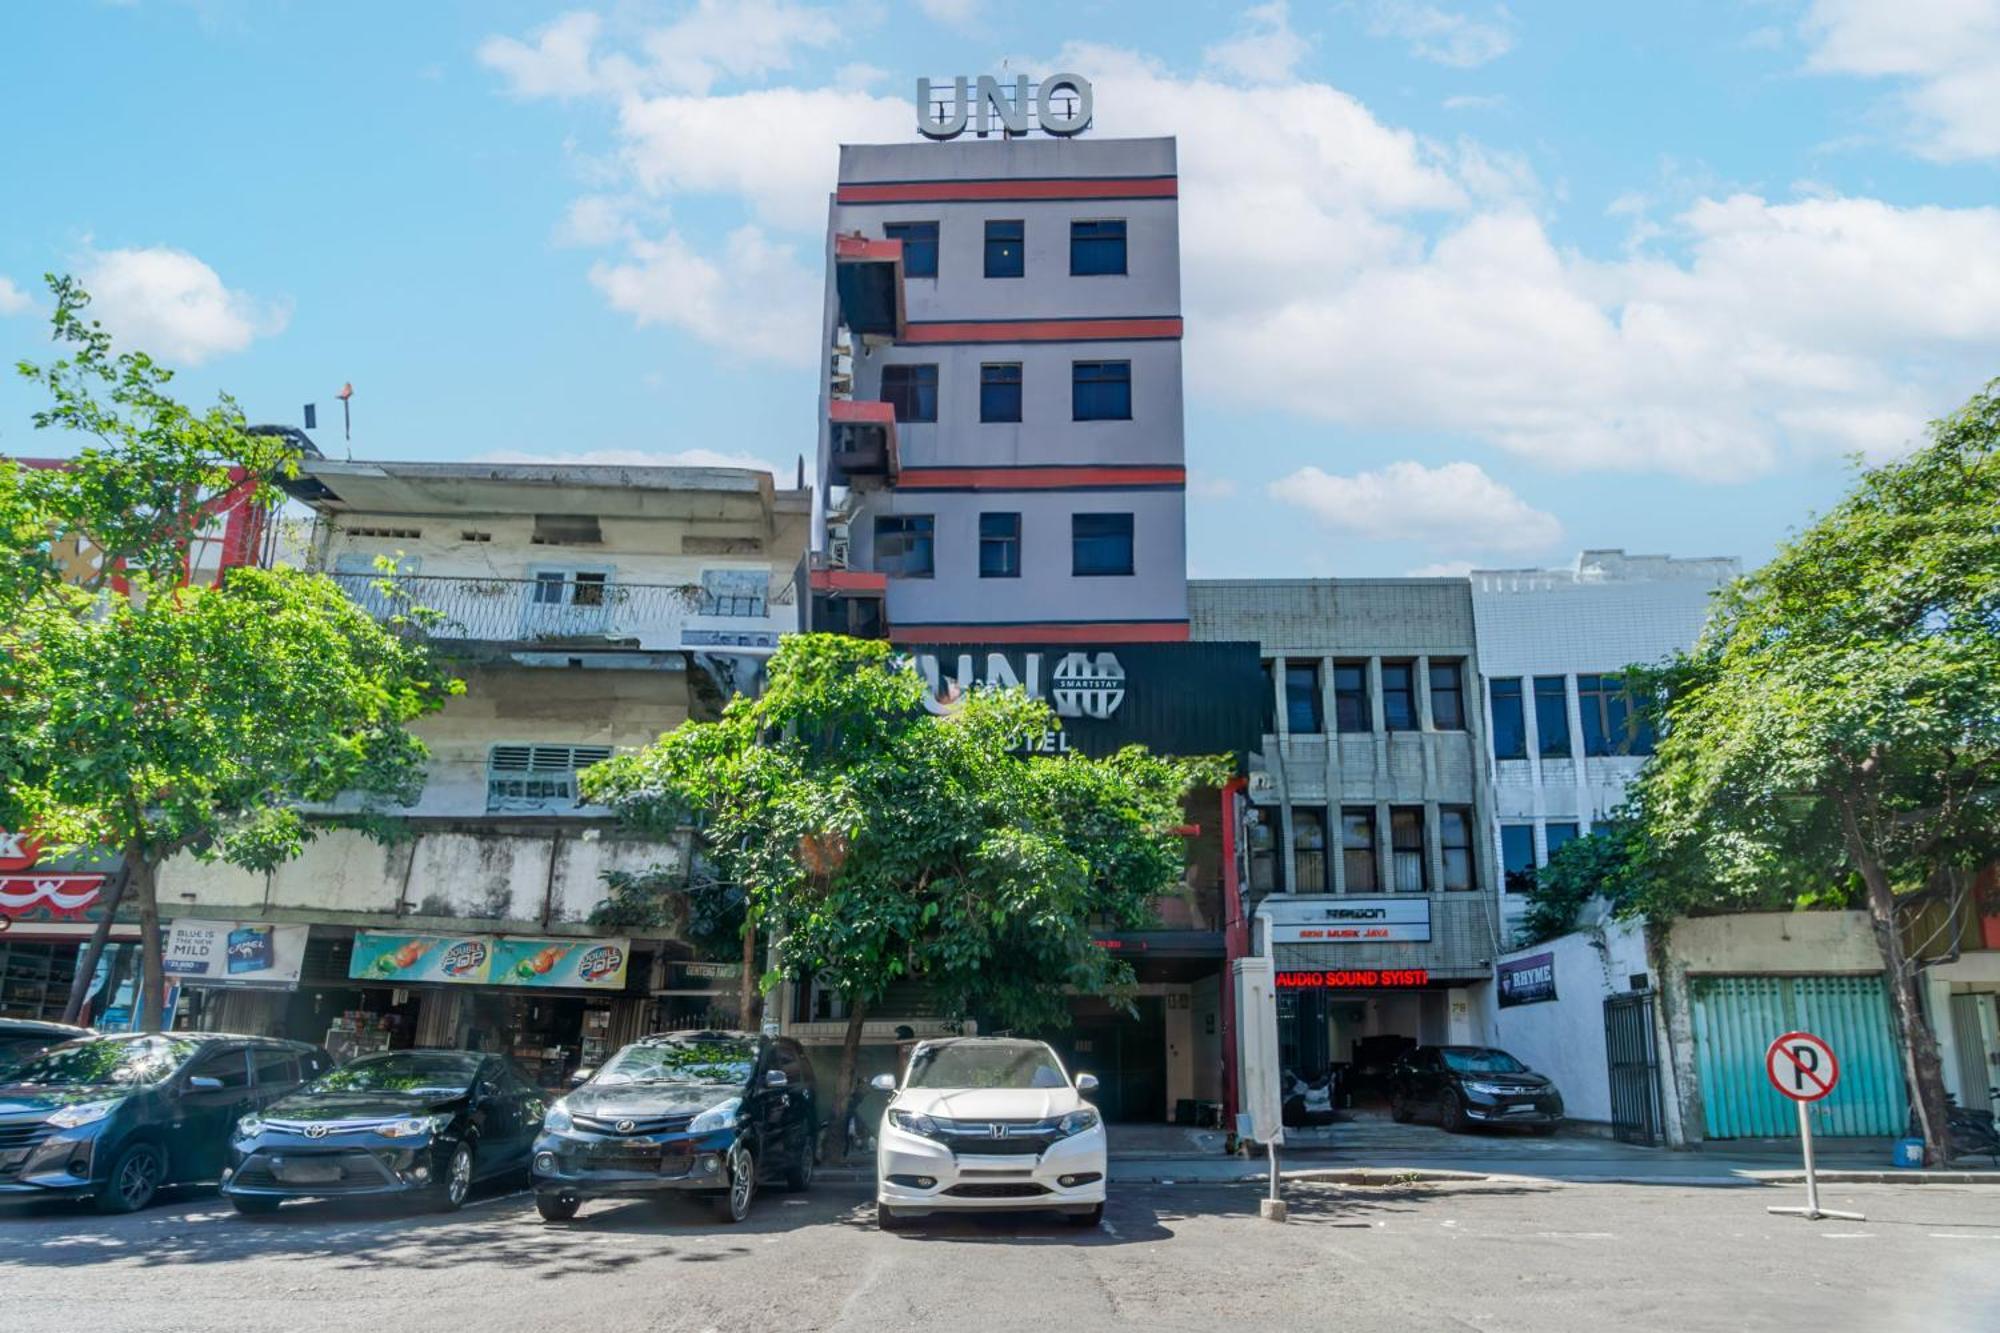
[872,1037,1107,1230]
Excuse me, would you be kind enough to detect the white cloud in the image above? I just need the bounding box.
[915,0,979,32]
[479,11,608,100]
[588,225,821,365]
[479,2,842,100]
[79,247,287,365]
[1801,0,2000,161]
[1271,461,1561,556]
[0,276,32,316]
[1204,2,1311,85]
[480,445,785,476]
[1187,471,1241,500]
[1365,2,1517,69]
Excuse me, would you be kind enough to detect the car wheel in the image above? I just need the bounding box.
[1441,1091,1470,1134]
[229,1194,281,1216]
[1066,1203,1104,1229]
[784,1139,816,1192]
[1389,1094,1413,1124]
[433,1143,474,1213]
[94,1142,166,1215]
[877,1202,908,1231]
[714,1142,756,1223]
[536,1192,581,1223]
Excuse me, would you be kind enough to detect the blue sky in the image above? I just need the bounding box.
[3,1,1996,578]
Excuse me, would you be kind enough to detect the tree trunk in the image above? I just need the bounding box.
[834,997,869,1162]
[739,914,758,1032]
[1845,831,1951,1165]
[61,855,134,1025]
[133,854,167,1034]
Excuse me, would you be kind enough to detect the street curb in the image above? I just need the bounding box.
[1745,1170,2000,1185]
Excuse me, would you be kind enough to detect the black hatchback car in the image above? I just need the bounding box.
[1388,1045,1564,1134]
[223,1049,550,1214]
[532,1031,817,1224]
[0,1032,330,1212]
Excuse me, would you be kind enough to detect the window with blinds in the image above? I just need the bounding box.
[485,743,614,813]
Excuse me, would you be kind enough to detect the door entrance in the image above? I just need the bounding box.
[1603,991,1663,1145]
[1056,997,1166,1122]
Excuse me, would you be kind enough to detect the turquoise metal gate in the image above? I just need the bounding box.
[1689,975,1906,1138]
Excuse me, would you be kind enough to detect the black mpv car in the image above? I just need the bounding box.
[1388,1045,1564,1134]
[224,1049,550,1214]
[532,1031,817,1224]
[0,1032,329,1212]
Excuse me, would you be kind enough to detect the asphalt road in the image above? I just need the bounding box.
[2,1177,1996,1332]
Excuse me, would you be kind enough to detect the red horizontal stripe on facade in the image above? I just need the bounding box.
[902,317,1182,344]
[892,622,1191,645]
[896,465,1186,490]
[837,177,1178,204]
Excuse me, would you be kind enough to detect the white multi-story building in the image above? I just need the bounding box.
[1470,549,1738,928]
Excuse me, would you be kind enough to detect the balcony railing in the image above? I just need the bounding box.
[331,574,783,654]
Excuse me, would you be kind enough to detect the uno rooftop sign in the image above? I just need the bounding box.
[917,74,1094,140]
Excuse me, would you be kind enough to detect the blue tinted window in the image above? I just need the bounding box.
[1071,513,1133,577]
[874,515,934,578]
[978,512,1020,579]
[1501,824,1535,893]
[1490,678,1526,758]
[1070,219,1127,275]
[979,363,1022,423]
[880,363,937,423]
[1072,361,1131,421]
[1535,676,1571,757]
[984,219,1024,278]
[884,221,938,278]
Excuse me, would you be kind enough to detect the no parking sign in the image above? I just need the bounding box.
[1765,1031,1840,1103]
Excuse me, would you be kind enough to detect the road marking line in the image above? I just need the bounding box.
[1929,1233,2000,1240]
[1821,1232,1873,1239]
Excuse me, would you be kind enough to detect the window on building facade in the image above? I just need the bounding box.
[1545,822,1580,859]
[1292,807,1329,893]
[1500,824,1536,893]
[1284,661,1322,733]
[1259,660,1278,735]
[874,514,935,578]
[1490,678,1526,759]
[1440,806,1475,891]
[532,569,607,607]
[1535,675,1572,757]
[487,743,614,813]
[1072,360,1132,420]
[1071,512,1134,576]
[984,219,1025,277]
[1382,662,1417,731]
[1249,810,1283,893]
[979,363,1023,423]
[697,569,768,617]
[880,363,938,423]
[1341,807,1378,892]
[1429,660,1466,729]
[978,512,1021,579]
[1070,219,1127,275]
[1578,674,1656,756]
[884,221,939,278]
[1390,807,1427,892]
[1334,661,1370,733]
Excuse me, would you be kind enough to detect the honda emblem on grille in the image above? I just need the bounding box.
[615,1119,637,1133]
[304,1124,330,1139]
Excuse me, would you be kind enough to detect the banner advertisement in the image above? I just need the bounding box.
[1497,951,1558,1007]
[350,932,630,991]
[163,919,308,988]
[1266,896,1432,944]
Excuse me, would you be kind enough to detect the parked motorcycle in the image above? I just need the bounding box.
[1280,1068,1338,1128]
[1909,1093,2000,1166]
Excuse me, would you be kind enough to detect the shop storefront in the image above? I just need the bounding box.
[0,834,132,1025]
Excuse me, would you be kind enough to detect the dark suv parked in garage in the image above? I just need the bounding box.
[1388,1045,1564,1134]
[0,1032,331,1212]
[532,1031,817,1224]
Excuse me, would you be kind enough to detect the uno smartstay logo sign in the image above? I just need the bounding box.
[916,74,1093,140]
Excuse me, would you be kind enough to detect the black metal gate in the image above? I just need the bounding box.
[1603,992,1663,1145]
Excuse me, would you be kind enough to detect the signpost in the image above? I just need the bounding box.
[1763,1030,1864,1222]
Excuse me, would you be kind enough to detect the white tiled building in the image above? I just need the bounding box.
[1470,550,1738,931]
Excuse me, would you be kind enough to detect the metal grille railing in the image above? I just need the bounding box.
[330,573,704,650]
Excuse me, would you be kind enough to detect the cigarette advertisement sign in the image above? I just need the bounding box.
[350,932,629,991]
[163,920,308,988]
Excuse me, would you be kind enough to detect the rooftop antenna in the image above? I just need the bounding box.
[336,381,354,460]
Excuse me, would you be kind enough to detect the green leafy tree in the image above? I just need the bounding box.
[583,634,1225,1123]
[1,278,460,1031]
[1515,827,1648,948]
[1629,382,2000,1163]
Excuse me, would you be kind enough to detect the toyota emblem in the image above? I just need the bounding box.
[304,1124,330,1139]
[615,1119,637,1134]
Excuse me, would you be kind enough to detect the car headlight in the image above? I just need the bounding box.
[379,1113,453,1139]
[687,1098,741,1134]
[1463,1082,1509,1097]
[887,1109,940,1139]
[542,1101,573,1133]
[1057,1108,1101,1137]
[47,1100,118,1130]
[235,1113,265,1139]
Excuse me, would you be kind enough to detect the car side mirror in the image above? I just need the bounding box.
[765,1069,788,1088]
[1075,1073,1099,1093]
[188,1076,224,1091]
[567,1068,593,1089]
[869,1073,897,1093]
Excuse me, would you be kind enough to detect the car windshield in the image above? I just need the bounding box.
[308,1052,481,1098]
[905,1043,1068,1090]
[1441,1048,1528,1075]
[1,1036,198,1088]
[596,1038,755,1088]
